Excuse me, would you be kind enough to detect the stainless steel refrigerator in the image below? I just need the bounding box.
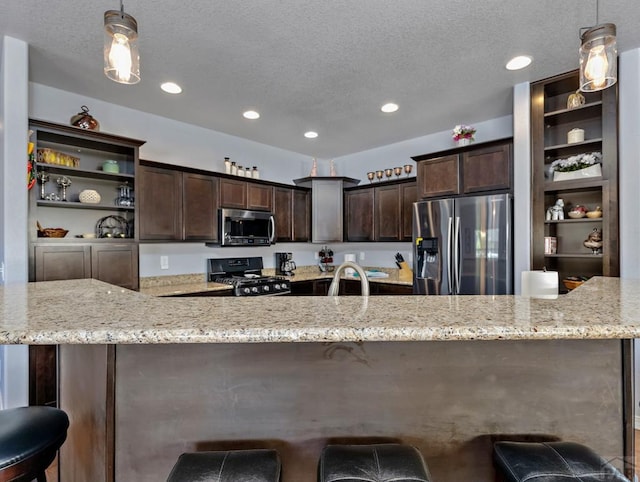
[413,194,512,295]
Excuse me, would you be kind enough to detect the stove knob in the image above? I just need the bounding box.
[251,287,259,293]
[243,288,251,295]
[274,284,281,290]
[263,285,270,292]
[280,282,288,290]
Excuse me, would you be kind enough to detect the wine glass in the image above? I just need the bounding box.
[403,164,413,177]
[394,166,402,178]
[375,170,384,182]
[367,172,375,183]
[384,168,393,180]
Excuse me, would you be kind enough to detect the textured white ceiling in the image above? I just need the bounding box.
[2,1,639,158]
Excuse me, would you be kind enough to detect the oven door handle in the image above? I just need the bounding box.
[269,215,275,244]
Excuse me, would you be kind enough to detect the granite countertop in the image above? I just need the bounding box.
[139,265,412,297]
[1,277,640,344]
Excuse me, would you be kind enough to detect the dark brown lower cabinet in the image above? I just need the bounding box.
[291,279,412,296]
[31,242,139,407]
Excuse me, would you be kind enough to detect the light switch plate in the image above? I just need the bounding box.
[160,256,169,270]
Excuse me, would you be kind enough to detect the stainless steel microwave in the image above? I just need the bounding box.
[219,208,275,246]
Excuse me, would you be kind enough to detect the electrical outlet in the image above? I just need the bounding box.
[160,256,169,270]
[359,252,365,261]
[0,261,4,283]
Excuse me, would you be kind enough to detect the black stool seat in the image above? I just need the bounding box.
[167,448,280,482]
[493,441,629,482]
[0,406,69,482]
[318,443,432,482]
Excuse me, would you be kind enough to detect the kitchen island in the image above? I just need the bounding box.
[0,277,638,481]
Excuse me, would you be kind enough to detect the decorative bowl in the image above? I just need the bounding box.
[79,189,101,204]
[563,278,585,291]
[567,210,586,219]
[586,210,602,218]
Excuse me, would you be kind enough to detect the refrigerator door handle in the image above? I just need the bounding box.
[447,217,453,294]
[454,216,461,294]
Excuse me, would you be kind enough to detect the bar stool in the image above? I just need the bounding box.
[167,448,281,482]
[0,406,69,482]
[493,441,629,482]
[318,443,432,482]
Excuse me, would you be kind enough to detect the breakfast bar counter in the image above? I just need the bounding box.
[0,277,637,482]
[1,276,639,344]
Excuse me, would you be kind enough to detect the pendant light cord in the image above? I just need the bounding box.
[120,0,125,18]
[595,0,599,25]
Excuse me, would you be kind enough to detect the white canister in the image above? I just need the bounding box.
[521,270,559,299]
[344,253,357,277]
[567,128,584,144]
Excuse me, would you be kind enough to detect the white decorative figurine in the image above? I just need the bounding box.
[546,198,565,221]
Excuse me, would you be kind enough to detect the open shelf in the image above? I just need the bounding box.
[36,200,134,211]
[544,218,603,224]
[544,138,602,152]
[36,163,135,182]
[544,102,603,125]
[543,178,604,192]
[544,253,603,259]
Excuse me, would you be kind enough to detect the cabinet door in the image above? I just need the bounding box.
[375,184,401,241]
[183,173,219,241]
[247,183,273,211]
[273,187,293,241]
[29,345,57,407]
[462,143,512,193]
[219,178,247,209]
[34,245,91,281]
[138,165,183,240]
[401,183,417,241]
[345,188,374,241]
[91,244,139,290]
[417,155,459,198]
[376,283,413,295]
[292,189,311,242]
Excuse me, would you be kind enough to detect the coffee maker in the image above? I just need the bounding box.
[275,252,296,276]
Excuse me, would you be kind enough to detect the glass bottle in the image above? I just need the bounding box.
[252,166,259,179]
[237,165,245,177]
[230,162,237,176]
[224,157,231,174]
[245,166,252,178]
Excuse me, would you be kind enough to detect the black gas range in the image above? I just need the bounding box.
[207,257,290,296]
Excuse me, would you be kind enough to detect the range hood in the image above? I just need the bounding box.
[293,176,359,243]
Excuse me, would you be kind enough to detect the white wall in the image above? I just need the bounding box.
[333,115,513,183]
[512,82,532,295]
[1,36,30,409]
[618,48,640,428]
[30,84,312,184]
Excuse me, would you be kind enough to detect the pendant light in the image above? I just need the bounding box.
[104,0,140,84]
[579,0,616,92]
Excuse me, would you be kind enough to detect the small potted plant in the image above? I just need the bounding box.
[550,151,602,182]
[452,124,476,146]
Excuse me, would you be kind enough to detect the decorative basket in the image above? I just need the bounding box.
[37,228,69,238]
[37,148,80,168]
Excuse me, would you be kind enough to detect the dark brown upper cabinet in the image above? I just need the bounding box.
[273,187,311,242]
[345,179,416,242]
[138,165,183,240]
[220,178,273,211]
[183,173,219,241]
[413,139,513,200]
[345,187,375,241]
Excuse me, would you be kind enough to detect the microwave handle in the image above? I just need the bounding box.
[269,215,275,243]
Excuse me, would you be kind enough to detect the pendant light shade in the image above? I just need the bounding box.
[104,3,140,85]
[579,23,617,92]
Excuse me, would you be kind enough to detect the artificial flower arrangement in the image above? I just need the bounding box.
[551,151,602,172]
[452,124,476,142]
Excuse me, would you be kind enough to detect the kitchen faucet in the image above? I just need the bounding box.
[327,261,370,296]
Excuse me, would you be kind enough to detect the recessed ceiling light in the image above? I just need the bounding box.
[304,131,318,139]
[381,103,399,113]
[506,55,533,71]
[243,110,260,120]
[160,82,182,94]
